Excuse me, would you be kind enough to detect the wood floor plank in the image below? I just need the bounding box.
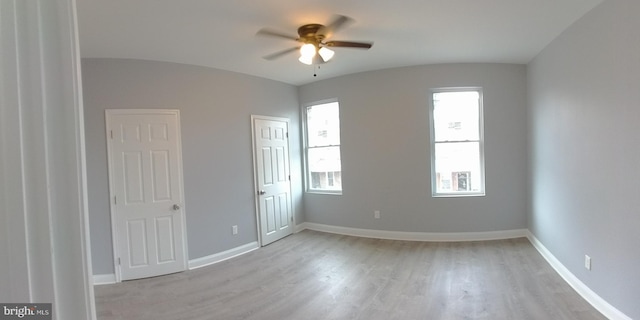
[95,230,605,320]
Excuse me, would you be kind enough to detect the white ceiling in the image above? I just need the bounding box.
[76,0,602,86]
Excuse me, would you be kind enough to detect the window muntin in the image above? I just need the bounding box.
[305,101,342,193]
[431,89,485,196]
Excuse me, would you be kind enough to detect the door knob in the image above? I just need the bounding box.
[172,204,181,211]
[258,190,266,195]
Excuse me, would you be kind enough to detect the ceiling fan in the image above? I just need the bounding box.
[257,15,373,65]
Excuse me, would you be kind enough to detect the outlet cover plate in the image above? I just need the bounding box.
[584,255,591,270]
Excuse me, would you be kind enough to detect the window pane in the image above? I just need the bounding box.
[308,146,341,190]
[307,102,340,147]
[434,142,482,193]
[433,91,479,142]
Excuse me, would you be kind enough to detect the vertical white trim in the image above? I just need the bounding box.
[104,110,121,282]
[67,0,97,315]
[0,0,32,302]
[0,0,96,318]
[250,116,262,246]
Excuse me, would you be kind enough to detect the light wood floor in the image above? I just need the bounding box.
[95,230,605,320]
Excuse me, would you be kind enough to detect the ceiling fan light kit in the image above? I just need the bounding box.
[299,43,317,65]
[298,44,335,65]
[257,15,373,67]
[318,47,335,62]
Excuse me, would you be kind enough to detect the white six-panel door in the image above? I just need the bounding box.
[252,116,293,246]
[106,109,187,281]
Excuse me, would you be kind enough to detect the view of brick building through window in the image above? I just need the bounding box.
[305,101,342,192]
[431,90,484,196]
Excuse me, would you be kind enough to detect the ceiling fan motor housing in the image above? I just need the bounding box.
[297,24,325,46]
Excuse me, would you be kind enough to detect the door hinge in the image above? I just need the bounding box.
[286,132,289,138]
[288,175,291,181]
[117,258,121,265]
[110,130,113,139]
[114,196,117,204]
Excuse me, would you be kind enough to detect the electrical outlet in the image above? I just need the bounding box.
[584,255,591,270]
[374,210,381,219]
[232,225,238,235]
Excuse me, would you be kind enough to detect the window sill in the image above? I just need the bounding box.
[432,192,485,198]
[306,190,342,196]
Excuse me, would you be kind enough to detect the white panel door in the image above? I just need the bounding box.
[252,116,293,246]
[106,109,187,281]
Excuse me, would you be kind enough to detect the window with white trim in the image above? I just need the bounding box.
[430,89,485,196]
[304,101,342,193]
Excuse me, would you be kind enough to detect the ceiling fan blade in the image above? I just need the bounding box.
[262,47,299,60]
[256,28,298,41]
[319,15,353,38]
[325,41,373,49]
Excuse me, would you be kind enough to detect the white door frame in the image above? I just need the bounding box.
[1,1,96,317]
[251,115,295,246]
[105,109,189,282]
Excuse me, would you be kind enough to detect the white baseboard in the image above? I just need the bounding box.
[93,273,116,285]
[526,231,631,320]
[93,242,259,284]
[294,222,307,233]
[188,241,259,270]
[298,222,527,242]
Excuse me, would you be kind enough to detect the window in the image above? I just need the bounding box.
[304,101,342,193]
[430,89,485,196]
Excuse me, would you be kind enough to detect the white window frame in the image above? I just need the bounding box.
[303,99,343,195]
[429,87,486,197]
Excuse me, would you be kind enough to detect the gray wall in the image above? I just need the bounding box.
[82,59,302,275]
[298,64,528,233]
[527,1,640,318]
